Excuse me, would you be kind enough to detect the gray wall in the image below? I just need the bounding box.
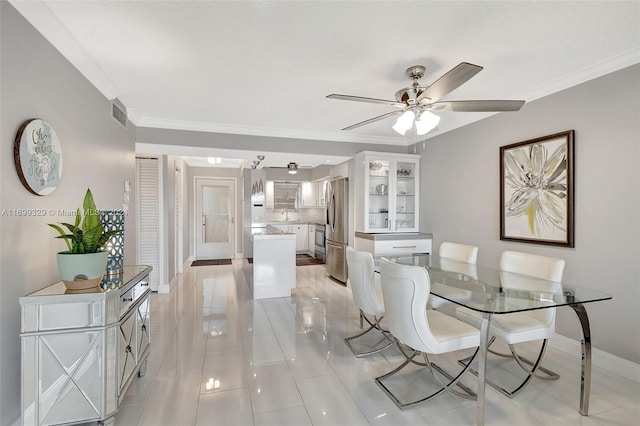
[0,3,137,424]
[415,64,640,363]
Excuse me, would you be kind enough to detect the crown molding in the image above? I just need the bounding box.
[420,48,640,142]
[10,0,119,100]
[516,47,640,103]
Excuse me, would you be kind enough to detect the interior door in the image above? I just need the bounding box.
[196,178,235,260]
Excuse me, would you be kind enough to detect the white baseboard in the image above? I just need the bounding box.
[157,283,171,294]
[157,271,182,294]
[550,334,640,383]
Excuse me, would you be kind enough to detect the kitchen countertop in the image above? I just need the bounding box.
[265,221,324,226]
[253,225,296,239]
[355,232,433,241]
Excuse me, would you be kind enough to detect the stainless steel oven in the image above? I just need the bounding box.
[314,223,326,263]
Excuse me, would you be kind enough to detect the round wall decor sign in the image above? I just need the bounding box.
[13,118,63,196]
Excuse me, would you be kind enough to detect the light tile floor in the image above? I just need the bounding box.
[114,260,640,425]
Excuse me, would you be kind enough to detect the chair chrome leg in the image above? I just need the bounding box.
[430,359,477,399]
[396,340,430,367]
[508,342,559,380]
[375,340,479,409]
[486,340,559,380]
[462,339,555,398]
[344,312,393,357]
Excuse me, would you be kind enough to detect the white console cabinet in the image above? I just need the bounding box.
[20,266,152,426]
[355,232,433,257]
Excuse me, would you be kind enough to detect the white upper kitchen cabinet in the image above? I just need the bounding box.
[300,180,328,208]
[300,181,317,208]
[354,151,420,233]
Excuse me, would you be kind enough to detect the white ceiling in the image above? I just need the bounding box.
[11,1,640,167]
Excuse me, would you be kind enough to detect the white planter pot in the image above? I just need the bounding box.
[56,251,108,290]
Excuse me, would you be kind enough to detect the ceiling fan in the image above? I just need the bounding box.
[327,62,525,136]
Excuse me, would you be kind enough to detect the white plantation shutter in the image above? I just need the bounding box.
[136,158,160,291]
[174,167,183,274]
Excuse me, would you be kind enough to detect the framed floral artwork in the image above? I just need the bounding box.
[500,130,575,247]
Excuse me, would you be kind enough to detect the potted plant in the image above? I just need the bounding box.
[49,188,123,290]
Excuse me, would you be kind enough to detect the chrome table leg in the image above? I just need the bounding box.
[476,312,492,426]
[570,304,591,416]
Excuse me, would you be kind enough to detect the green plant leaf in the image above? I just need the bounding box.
[81,189,102,253]
[48,188,115,254]
[59,222,82,246]
[82,223,102,253]
[74,208,81,230]
[48,223,72,251]
[97,228,123,248]
[72,240,86,254]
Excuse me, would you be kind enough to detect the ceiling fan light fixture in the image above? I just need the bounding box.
[392,110,415,135]
[287,162,298,174]
[415,110,440,135]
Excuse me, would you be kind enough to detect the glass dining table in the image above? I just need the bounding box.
[378,253,613,426]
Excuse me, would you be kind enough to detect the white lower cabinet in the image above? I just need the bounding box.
[20,266,152,425]
[354,232,433,257]
[268,223,310,252]
[294,224,308,251]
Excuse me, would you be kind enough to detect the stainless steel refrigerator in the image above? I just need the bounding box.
[326,177,348,283]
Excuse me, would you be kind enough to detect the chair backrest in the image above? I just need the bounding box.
[439,242,479,264]
[379,258,438,354]
[346,247,384,317]
[500,251,565,282]
[499,251,566,328]
[439,242,479,279]
[439,258,479,280]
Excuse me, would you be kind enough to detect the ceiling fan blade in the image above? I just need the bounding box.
[342,110,404,131]
[417,62,483,103]
[433,100,525,112]
[327,94,405,108]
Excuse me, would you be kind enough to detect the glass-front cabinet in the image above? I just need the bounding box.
[355,152,420,233]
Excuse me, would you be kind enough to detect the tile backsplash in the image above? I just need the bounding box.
[265,207,325,224]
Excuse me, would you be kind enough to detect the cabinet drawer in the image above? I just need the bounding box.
[374,239,432,256]
[119,278,150,318]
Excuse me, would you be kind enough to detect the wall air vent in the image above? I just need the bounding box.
[111,98,128,128]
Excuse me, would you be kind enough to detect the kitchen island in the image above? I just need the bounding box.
[251,225,296,299]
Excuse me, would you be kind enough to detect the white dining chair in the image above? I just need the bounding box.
[456,250,565,397]
[428,242,478,310]
[344,247,393,357]
[375,258,480,409]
